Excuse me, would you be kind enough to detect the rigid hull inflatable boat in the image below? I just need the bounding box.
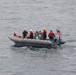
[8,35,65,48]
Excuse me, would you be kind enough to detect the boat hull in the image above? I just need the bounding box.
[8,36,52,48]
[8,36,65,48]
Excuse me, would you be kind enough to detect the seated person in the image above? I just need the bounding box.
[48,30,55,40]
[38,31,42,39]
[13,33,21,38]
[34,31,39,39]
[34,31,42,39]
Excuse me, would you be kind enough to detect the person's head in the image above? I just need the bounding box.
[36,31,38,33]
[39,31,41,33]
[50,30,52,32]
[30,29,32,32]
[14,33,16,36]
[43,28,46,31]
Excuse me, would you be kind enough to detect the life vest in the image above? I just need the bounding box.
[49,32,54,37]
[30,31,34,38]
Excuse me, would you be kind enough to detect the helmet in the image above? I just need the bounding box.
[43,28,46,30]
[50,30,52,32]
[30,29,32,31]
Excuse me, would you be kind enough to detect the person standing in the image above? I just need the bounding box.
[22,29,28,38]
[56,29,62,40]
[42,28,47,40]
[29,29,34,39]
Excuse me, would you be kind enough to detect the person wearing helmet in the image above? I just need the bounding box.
[48,30,55,40]
[42,28,47,40]
[29,29,34,39]
[22,29,28,38]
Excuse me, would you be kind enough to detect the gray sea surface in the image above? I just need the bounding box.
[0,0,76,75]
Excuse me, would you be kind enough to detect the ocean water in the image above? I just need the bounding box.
[0,0,76,75]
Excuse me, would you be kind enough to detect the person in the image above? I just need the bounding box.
[14,32,17,36]
[29,29,34,39]
[56,29,62,40]
[13,32,21,38]
[38,31,42,39]
[42,28,47,40]
[22,29,28,38]
[34,31,39,39]
[48,30,55,40]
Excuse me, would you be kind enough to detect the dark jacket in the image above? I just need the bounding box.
[22,30,28,38]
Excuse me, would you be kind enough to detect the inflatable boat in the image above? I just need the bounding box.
[8,35,65,48]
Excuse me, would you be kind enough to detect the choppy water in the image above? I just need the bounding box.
[0,0,76,75]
